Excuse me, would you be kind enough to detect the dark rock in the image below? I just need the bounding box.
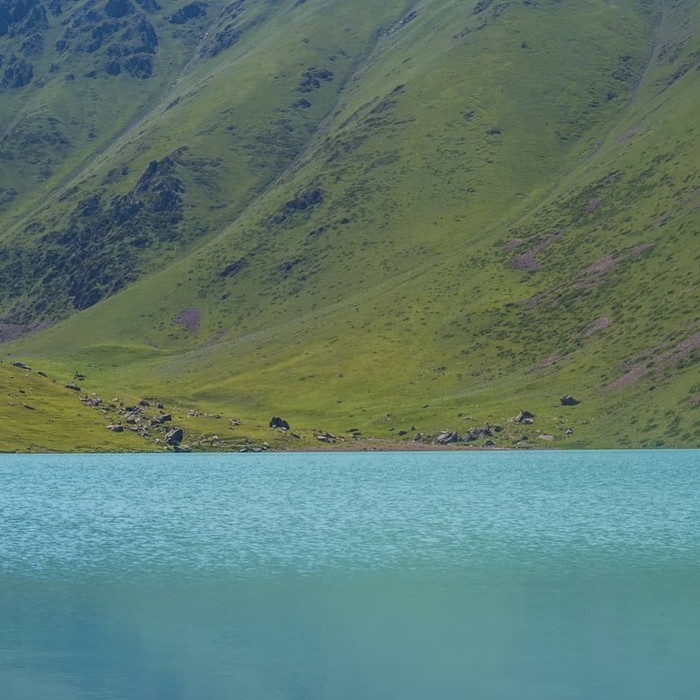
[514,410,535,423]
[284,188,323,213]
[464,424,492,442]
[297,66,333,93]
[565,428,574,435]
[293,97,311,109]
[560,395,580,406]
[11,361,31,370]
[220,257,248,279]
[151,413,172,425]
[398,430,408,436]
[139,399,150,406]
[437,431,460,445]
[269,416,290,430]
[107,424,124,432]
[65,383,81,391]
[164,426,184,445]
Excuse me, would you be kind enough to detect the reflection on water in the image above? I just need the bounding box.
[1,451,699,699]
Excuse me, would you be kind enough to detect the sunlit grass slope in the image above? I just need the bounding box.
[0,362,147,452]
[5,0,700,449]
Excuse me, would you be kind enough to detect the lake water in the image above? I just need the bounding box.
[1,450,699,699]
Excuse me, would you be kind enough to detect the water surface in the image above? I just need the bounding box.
[1,450,698,699]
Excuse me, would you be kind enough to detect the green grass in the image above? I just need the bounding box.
[0,361,146,452]
[2,0,699,450]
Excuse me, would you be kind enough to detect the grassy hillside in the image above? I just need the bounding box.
[0,361,147,451]
[3,0,699,450]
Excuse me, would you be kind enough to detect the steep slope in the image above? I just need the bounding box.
[4,0,700,449]
[0,0,410,326]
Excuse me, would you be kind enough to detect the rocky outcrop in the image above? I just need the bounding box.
[269,416,290,430]
[297,66,333,93]
[0,0,48,39]
[436,430,459,445]
[463,425,493,442]
[271,188,324,225]
[1,55,33,88]
[55,0,158,79]
[164,426,184,445]
[0,157,186,319]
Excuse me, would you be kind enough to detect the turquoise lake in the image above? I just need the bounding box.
[1,450,698,699]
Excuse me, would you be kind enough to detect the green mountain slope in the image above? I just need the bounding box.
[2,0,699,450]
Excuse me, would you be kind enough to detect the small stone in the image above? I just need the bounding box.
[151,414,172,425]
[560,395,580,406]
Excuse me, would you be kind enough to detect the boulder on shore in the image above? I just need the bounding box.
[165,427,184,445]
[437,431,460,445]
[269,416,290,430]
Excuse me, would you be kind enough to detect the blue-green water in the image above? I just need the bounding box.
[1,450,699,699]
